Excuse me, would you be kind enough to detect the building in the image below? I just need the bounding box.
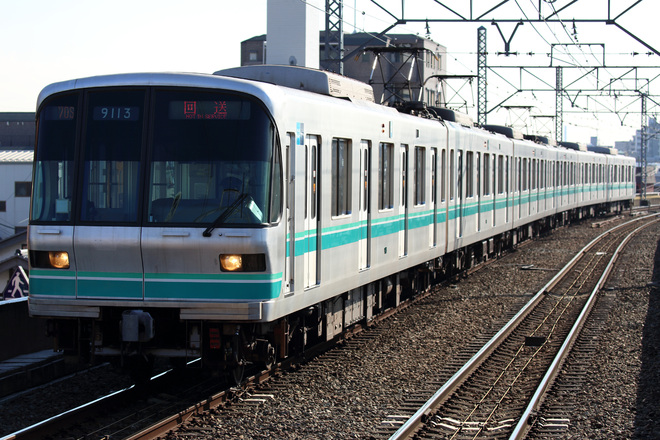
[0,150,31,290]
[240,32,447,107]
[0,232,27,291]
[0,113,35,150]
[0,150,33,239]
[621,117,660,163]
[242,34,268,66]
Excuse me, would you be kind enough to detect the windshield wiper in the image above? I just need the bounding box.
[202,193,249,237]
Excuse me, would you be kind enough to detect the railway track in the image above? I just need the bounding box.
[0,281,426,440]
[376,213,659,440]
[2,212,655,439]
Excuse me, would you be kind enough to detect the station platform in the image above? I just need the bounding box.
[0,349,64,398]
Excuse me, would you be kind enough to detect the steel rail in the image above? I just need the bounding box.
[0,364,184,440]
[509,213,660,440]
[387,213,658,440]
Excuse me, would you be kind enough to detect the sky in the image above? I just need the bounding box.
[2,0,658,148]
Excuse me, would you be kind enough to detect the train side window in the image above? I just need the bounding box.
[592,164,596,184]
[505,156,510,194]
[476,152,481,198]
[457,150,463,201]
[450,149,455,201]
[441,149,446,202]
[572,163,576,185]
[498,155,504,194]
[332,138,351,217]
[492,155,496,195]
[379,143,394,210]
[431,148,437,205]
[414,146,425,205]
[466,151,474,198]
[311,143,317,218]
[484,153,490,196]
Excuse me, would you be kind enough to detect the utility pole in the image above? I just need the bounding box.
[641,93,648,201]
[556,67,563,142]
[323,0,344,74]
[477,26,487,126]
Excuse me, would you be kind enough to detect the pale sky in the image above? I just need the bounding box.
[1,0,657,147]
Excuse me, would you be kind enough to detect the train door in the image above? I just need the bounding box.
[399,145,409,258]
[430,147,437,247]
[441,147,452,254]
[504,155,510,224]
[284,135,295,295]
[492,154,497,227]
[531,158,537,216]
[517,157,522,220]
[358,141,371,270]
[476,152,482,232]
[303,135,319,288]
[457,149,464,238]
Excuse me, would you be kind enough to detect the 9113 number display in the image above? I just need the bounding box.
[93,106,139,121]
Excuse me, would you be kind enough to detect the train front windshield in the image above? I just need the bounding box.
[32,87,281,227]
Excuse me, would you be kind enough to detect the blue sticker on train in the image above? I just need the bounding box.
[296,122,304,146]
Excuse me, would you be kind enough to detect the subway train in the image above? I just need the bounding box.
[27,65,635,374]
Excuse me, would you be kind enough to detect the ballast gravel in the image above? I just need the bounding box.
[165,214,660,439]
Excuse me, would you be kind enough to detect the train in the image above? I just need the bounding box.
[27,65,635,376]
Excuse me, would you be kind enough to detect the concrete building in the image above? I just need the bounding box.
[240,32,447,107]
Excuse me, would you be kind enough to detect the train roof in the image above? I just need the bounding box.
[214,65,375,103]
[523,134,557,146]
[36,72,283,109]
[558,141,588,152]
[587,146,619,155]
[482,125,524,140]
[428,107,474,127]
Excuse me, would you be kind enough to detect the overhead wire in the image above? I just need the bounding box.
[298,0,652,133]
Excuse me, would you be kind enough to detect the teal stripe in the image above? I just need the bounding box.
[78,279,142,299]
[30,269,75,297]
[145,272,282,281]
[145,272,283,300]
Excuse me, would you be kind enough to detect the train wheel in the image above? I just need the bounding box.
[263,343,276,370]
[231,333,246,385]
[232,363,245,384]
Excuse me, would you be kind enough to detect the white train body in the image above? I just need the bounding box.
[28,66,634,367]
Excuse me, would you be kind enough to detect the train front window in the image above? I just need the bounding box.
[32,93,78,223]
[80,90,145,223]
[147,90,276,226]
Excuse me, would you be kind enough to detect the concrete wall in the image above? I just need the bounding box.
[0,298,51,362]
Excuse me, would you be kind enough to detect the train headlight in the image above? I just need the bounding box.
[48,251,70,269]
[220,254,243,272]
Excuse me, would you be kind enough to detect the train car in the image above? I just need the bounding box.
[27,66,635,375]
